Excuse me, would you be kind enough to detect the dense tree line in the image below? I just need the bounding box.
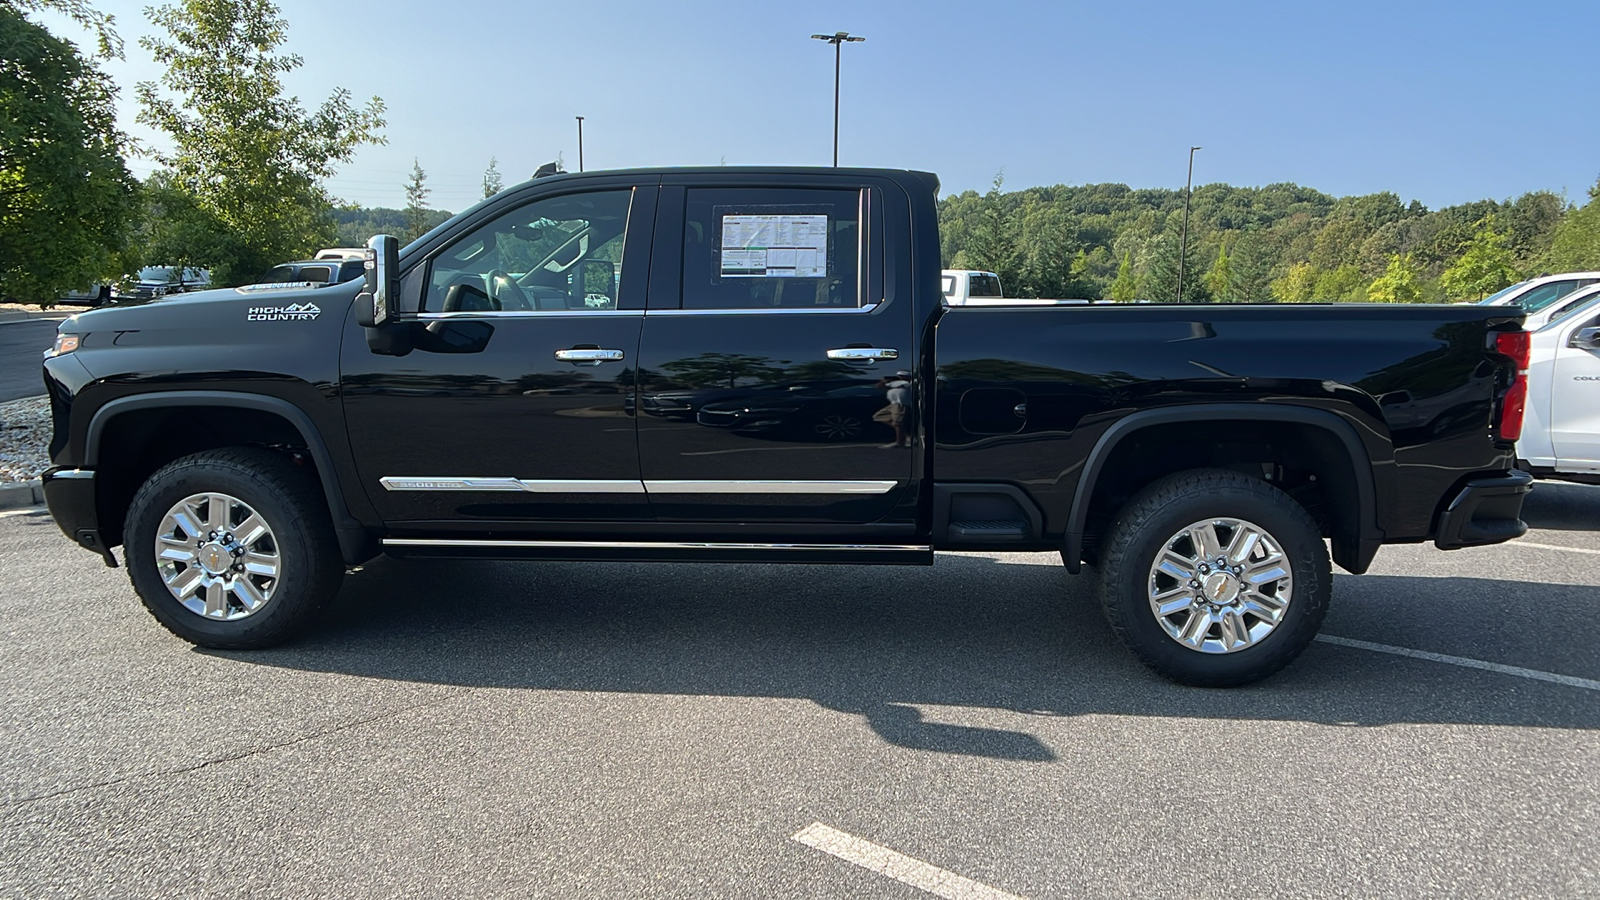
[940,175,1600,302]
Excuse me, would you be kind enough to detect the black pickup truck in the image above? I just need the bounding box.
[40,167,1533,686]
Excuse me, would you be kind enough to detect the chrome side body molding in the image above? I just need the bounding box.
[379,478,898,495]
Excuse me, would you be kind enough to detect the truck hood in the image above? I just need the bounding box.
[61,281,359,334]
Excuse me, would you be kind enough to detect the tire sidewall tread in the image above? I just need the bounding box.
[1098,468,1331,688]
[124,447,341,650]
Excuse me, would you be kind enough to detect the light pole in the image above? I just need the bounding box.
[575,116,585,172]
[810,31,864,167]
[1176,146,1201,303]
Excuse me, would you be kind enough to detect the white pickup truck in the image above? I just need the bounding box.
[1520,284,1600,485]
[940,270,1091,306]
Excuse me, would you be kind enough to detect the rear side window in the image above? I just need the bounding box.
[969,274,1002,298]
[338,261,364,283]
[682,187,863,309]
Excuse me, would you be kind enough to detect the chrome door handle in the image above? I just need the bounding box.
[554,348,625,366]
[826,347,899,362]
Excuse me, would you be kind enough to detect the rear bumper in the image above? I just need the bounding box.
[1433,470,1532,550]
[41,467,115,565]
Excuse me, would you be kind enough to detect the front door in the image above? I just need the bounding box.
[1550,307,1600,471]
[634,179,918,530]
[342,184,656,524]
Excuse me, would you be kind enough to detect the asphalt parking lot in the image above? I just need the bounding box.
[0,319,61,403]
[1,484,1596,899]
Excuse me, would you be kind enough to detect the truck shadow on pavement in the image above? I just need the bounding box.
[1521,481,1600,531]
[207,550,1600,760]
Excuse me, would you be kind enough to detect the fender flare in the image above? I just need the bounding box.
[1061,403,1382,575]
[85,391,374,563]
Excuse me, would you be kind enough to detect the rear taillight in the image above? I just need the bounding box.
[1494,331,1530,442]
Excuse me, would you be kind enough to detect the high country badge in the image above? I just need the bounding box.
[247,302,321,322]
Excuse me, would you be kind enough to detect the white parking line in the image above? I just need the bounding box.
[1316,634,1600,691]
[1517,540,1600,557]
[793,822,1026,900]
[0,506,47,519]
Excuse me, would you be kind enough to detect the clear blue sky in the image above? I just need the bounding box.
[38,0,1600,213]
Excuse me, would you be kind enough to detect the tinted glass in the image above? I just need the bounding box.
[1516,281,1581,313]
[969,274,1003,297]
[423,190,631,313]
[682,187,862,309]
[300,265,334,283]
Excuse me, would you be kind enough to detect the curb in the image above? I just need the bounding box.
[0,479,43,511]
[0,311,70,325]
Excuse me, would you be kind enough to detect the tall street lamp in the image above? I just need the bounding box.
[810,31,864,167]
[575,116,585,172]
[1176,145,1201,303]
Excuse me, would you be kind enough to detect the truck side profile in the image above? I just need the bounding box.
[40,167,1532,686]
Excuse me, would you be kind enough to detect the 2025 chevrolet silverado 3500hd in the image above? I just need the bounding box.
[39,167,1533,687]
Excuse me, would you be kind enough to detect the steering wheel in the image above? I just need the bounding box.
[485,269,532,311]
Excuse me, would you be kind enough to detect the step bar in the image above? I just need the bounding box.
[381,538,934,566]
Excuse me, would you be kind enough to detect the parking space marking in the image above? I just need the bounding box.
[1516,540,1600,557]
[793,822,1026,900]
[1317,634,1600,691]
[0,506,47,519]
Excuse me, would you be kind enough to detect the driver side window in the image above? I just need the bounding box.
[422,189,632,313]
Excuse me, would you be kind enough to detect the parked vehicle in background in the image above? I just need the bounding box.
[941,269,1090,306]
[1519,288,1600,485]
[1478,272,1600,315]
[111,267,210,303]
[60,284,112,306]
[255,258,366,286]
[314,248,367,261]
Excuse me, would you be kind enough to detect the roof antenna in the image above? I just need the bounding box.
[533,161,564,178]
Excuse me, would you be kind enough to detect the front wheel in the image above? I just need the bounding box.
[1098,469,1331,687]
[124,448,343,649]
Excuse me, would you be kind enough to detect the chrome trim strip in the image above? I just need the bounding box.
[382,538,930,552]
[412,310,645,320]
[47,469,95,480]
[644,303,883,316]
[380,477,646,494]
[644,480,898,494]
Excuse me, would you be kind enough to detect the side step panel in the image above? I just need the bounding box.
[382,538,934,566]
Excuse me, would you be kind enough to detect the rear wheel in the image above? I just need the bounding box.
[1098,469,1330,687]
[124,448,343,649]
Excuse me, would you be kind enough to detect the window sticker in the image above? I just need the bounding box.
[719,214,829,278]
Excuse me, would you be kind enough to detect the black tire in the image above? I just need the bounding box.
[1098,468,1331,687]
[124,447,343,649]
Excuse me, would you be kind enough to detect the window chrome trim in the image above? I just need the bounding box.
[645,480,897,494]
[383,538,929,552]
[413,310,645,320]
[644,302,883,316]
[380,477,646,494]
[379,478,898,495]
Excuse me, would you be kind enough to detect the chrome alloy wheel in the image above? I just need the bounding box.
[154,492,280,620]
[1147,517,1293,654]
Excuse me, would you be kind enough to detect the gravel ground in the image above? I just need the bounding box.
[0,396,50,482]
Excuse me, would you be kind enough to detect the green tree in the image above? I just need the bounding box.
[1228,232,1274,303]
[1204,242,1232,302]
[1543,177,1600,271]
[134,0,385,285]
[1366,254,1423,303]
[482,156,503,199]
[403,158,429,241]
[0,1,137,305]
[1108,251,1136,302]
[1440,216,1519,301]
[1145,224,1210,303]
[956,174,1019,291]
[1272,262,1317,303]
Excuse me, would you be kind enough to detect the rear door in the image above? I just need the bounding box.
[1549,307,1600,471]
[634,175,919,532]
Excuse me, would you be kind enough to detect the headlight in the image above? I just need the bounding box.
[50,333,80,356]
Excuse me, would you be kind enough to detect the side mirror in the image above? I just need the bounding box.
[356,234,400,328]
[1571,326,1600,350]
[575,258,617,309]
